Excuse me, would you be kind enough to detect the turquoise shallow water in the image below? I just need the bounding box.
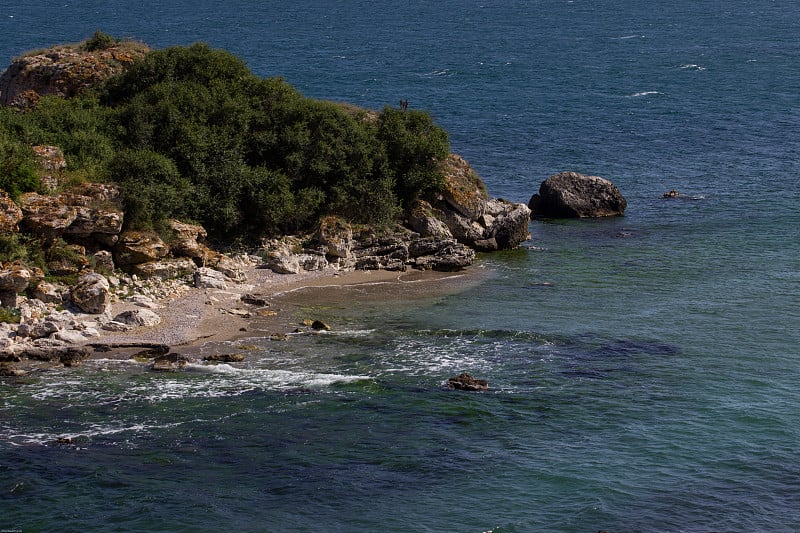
[2,1,800,531]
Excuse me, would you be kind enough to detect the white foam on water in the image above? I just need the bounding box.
[628,91,663,97]
[328,328,375,337]
[379,333,495,377]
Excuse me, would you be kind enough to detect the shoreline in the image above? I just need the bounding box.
[35,264,489,369]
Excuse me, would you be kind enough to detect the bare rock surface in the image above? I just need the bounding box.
[529,171,627,218]
[70,271,111,314]
[0,40,149,108]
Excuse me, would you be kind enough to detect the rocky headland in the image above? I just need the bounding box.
[0,38,532,375]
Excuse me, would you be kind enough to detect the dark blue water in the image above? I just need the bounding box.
[2,1,800,531]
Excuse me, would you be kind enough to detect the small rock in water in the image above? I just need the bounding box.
[241,293,269,306]
[151,352,191,372]
[447,372,489,391]
[0,364,26,377]
[203,353,245,363]
[311,320,331,331]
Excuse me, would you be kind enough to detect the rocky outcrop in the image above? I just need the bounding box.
[17,186,124,246]
[113,231,168,266]
[18,192,78,241]
[0,40,149,108]
[32,145,67,192]
[0,190,24,232]
[166,219,211,261]
[407,200,454,240]
[132,258,196,280]
[263,219,477,275]
[46,242,89,276]
[529,171,627,218]
[264,238,328,274]
[0,262,41,307]
[420,154,531,251]
[317,216,354,260]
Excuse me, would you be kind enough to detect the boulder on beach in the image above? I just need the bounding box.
[529,171,627,218]
[113,309,162,327]
[194,267,228,289]
[70,272,111,314]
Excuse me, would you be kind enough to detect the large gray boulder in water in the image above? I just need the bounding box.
[529,171,627,218]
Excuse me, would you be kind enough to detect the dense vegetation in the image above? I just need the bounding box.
[0,40,450,243]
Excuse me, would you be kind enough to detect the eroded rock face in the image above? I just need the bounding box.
[18,192,78,241]
[0,191,23,233]
[483,198,533,250]
[407,200,454,240]
[32,145,67,192]
[423,154,531,251]
[0,42,149,108]
[65,205,124,239]
[132,258,196,280]
[17,188,124,245]
[70,271,111,314]
[0,262,36,293]
[167,219,209,260]
[317,216,353,259]
[113,231,169,266]
[439,154,488,220]
[529,171,627,218]
[30,280,67,305]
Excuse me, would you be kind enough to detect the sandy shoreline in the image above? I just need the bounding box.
[92,265,489,360]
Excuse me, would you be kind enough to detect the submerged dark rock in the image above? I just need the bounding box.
[151,352,192,372]
[447,372,489,391]
[203,353,245,363]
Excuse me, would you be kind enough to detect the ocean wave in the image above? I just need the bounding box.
[12,361,371,410]
[419,68,452,78]
[628,91,663,98]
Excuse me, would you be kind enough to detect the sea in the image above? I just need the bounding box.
[2,1,800,531]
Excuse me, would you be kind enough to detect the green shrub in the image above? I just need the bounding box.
[0,233,45,268]
[0,307,21,324]
[0,138,39,199]
[82,31,117,52]
[377,107,450,209]
[106,149,191,230]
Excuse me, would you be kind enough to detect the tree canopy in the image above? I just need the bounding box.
[0,41,450,243]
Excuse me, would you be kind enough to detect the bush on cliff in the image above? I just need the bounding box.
[0,132,40,200]
[0,38,450,244]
